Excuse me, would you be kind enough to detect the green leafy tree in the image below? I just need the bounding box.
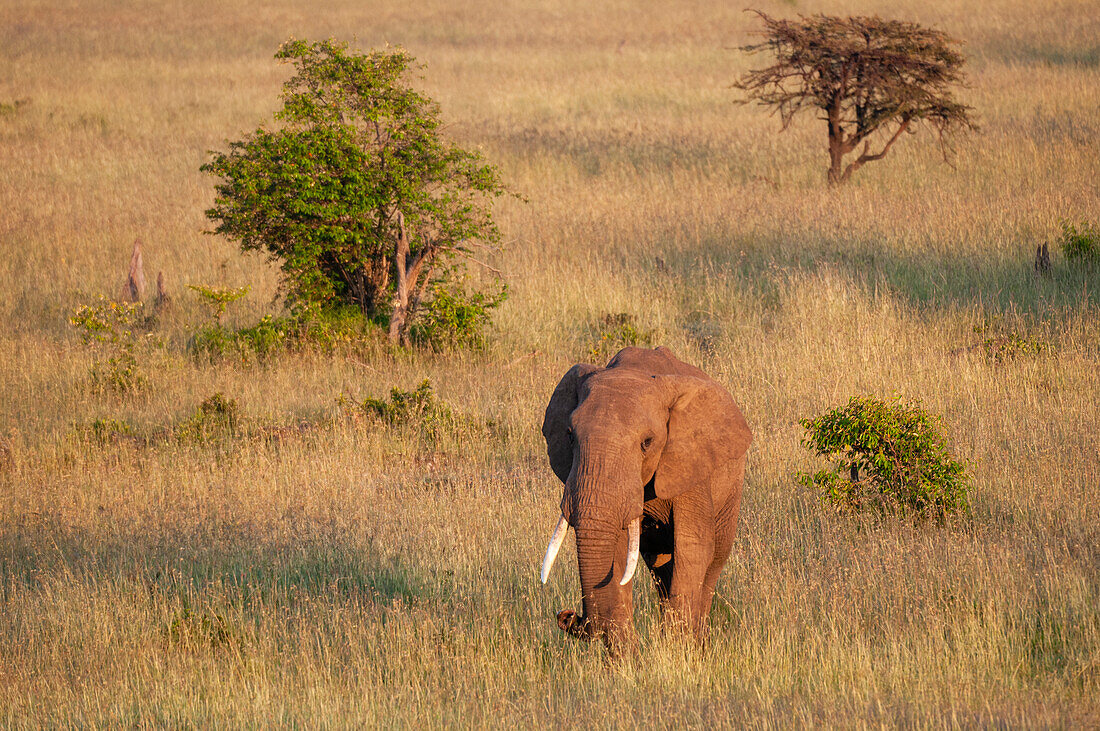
[202,39,511,344]
[734,12,977,185]
[798,395,971,517]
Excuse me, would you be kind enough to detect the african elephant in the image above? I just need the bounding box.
[540,346,752,656]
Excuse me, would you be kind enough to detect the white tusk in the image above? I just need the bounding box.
[540,514,570,584]
[620,517,641,586]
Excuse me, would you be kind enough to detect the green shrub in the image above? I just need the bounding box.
[410,281,507,351]
[1057,220,1100,266]
[587,313,653,361]
[0,97,30,117]
[798,395,971,517]
[341,380,475,441]
[237,316,295,357]
[69,298,149,392]
[358,380,449,424]
[189,308,377,363]
[187,283,284,362]
[189,323,240,359]
[188,284,250,324]
[965,317,1053,363]
[76,417,134,444]
[176,393,243,442]
[190,317,294,363]
[979,332,1051,363]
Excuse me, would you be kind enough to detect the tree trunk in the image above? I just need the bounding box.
[827,140,845,186]
[826,99,846,186]
[345,264,369,316]
[404,256,435,343]
[387,211,410,345]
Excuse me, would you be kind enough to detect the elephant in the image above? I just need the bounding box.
[539,346,752,657]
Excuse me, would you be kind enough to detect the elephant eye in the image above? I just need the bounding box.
[641,436,654,452]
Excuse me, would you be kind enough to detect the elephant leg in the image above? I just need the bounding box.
[695,463,746,640]
[666,494,716,637]
[695,519,736,639]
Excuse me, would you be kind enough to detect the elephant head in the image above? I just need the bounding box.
[540,346,751,656]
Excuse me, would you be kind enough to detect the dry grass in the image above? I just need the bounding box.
[1,0,1098,726]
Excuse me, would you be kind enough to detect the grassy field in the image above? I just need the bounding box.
[2,0,1099,725]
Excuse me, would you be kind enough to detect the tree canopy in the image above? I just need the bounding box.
[203,39,510,343]
[734,12,977,185]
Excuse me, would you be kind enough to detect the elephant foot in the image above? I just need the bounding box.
[556,609,593,639]
[557,610,638,660]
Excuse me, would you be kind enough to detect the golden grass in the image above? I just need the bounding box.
[1,0,1099,725]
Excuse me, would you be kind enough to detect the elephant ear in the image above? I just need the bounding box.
[654,376,752,501]
[542,363,600,483]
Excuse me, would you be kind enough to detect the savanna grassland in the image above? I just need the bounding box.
[2,0,1099,726]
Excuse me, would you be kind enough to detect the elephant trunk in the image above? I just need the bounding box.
[551,444,644,656]
[541,514,638,587]
[558,516,636,655]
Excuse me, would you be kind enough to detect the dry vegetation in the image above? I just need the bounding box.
[2,0,1099,726]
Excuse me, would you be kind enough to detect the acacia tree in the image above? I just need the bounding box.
[203,39,509,344]
[734,12,977,185]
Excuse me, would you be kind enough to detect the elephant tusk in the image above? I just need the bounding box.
[620,517,641,586]
[540,514,570,584]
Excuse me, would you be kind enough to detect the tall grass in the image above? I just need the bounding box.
[1,0,1098,725]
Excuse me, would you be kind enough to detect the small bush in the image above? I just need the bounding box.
[979,332,1051,362]
[0,97,30,117]
[587,313,653,361]
[341,380,475,441]
[410,281,507,351]
[798,395,971,518]
[189,308,377,363]
[298,306,381,351]
[177,393,243,442]
[100,352,144,392]
[188,283,250,324]
[73,396,330,451]
[76,417,134,444]
[1057,220,1100,266]
[70,298,150,392]
[190,316,294,362]
[964,318,1053,363]
[358,380,450,424]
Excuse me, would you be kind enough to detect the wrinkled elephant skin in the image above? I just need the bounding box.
[540,346,752,657]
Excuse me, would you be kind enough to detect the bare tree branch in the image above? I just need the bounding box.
[840,116,912,183]
[463,255,504,277]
